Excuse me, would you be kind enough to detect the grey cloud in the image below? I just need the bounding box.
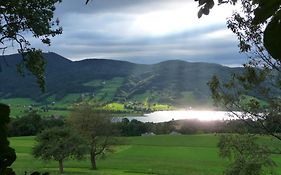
[44,19,244,65]
[6,0,246,67]
[55,0,193,15]
[53,23,227,46]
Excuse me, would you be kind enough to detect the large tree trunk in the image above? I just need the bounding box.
[90,153,97,170]
[59,159,64,174]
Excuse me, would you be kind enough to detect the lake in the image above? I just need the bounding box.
[118,110,236,123]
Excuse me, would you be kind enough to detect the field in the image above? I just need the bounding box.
[0,98,71,117]
[0,95,172,118]
[10,134,281,175]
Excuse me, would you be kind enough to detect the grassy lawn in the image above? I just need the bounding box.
[9,134,281,175]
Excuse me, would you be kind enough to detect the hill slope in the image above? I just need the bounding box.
[0,53,241,107]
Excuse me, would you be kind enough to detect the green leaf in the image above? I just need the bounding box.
[198,8,204,18]
[264,13,281,61]
[198,0,208,6]
[202,7,210,15]
[206,0,215,9]
[253,0,280,25]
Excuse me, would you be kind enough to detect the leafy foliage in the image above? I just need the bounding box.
[9,111,42,136]
[9,111,64,136]
[0,103,16,175]
[264,13,281,61]
[207,0,281,141]
[195,0,281,60]
[69,104,115,169]
[218,134,276,175]
[0,0,62,90]
[203,2,281,173]
[116,118,151,136]
[33,127,87,174]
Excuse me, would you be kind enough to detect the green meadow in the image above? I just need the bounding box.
[0,98,71,117]
[10,134,281,175]
[0,96,172,118]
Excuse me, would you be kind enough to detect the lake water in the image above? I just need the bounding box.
[119,110,235,123]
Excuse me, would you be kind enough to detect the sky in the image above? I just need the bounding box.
[12,0,247,66]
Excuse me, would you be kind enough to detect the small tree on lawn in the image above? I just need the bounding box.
[32,127,87,174]
[69,104,115,170]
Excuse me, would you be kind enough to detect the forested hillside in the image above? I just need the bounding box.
[0,52,241,107]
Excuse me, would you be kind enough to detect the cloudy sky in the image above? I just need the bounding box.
[15,0,248,66]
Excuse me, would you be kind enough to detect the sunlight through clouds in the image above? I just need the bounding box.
[203,29,235,40]
[6,0,246,66]
[132,9,196,37]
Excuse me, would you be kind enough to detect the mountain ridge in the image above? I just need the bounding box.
[0,52,242,106]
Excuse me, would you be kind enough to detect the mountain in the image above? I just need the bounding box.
[0,52,242,107]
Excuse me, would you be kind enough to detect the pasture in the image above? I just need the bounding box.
[10,134,281,175]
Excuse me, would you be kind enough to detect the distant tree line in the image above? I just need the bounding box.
[9,111,267,138]
[8,111,64,137]
[114,118,266,136]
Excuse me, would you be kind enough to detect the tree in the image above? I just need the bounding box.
[9,112,65,137]
[0,0,62,91]
[1,0,62,169]
[197,0,281,173]
[195,0,281,61]
[68,104,115,170]
[1,1,62,172]
[207,0,281,141]
[218,134,275,175]
[32,127,87,174]
[0,104,16,175]
[9,111,43,136]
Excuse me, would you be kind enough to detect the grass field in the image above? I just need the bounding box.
[0,98,70,117]
[0,98,37,117]
[0,96,173,118]
[9,134,281,175]
[93,77,124,102]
